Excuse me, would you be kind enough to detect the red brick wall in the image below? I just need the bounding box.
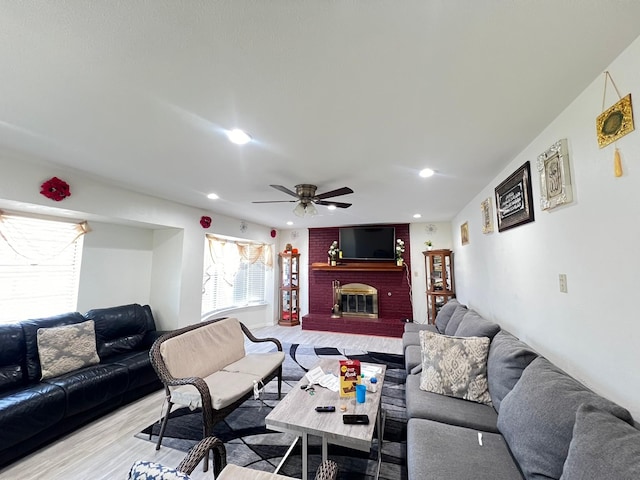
[308,224,413,320]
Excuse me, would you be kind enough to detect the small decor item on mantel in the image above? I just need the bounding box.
[596,71,635,177]
[396,238,405,266]
[328,240,339,266]
[424,240,433,251]
[40,176,71,201]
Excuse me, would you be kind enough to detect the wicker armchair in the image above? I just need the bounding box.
[149,317,284,452]
[128,436,338,480]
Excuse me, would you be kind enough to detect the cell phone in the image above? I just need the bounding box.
[342,414,369,424]
[315,406,336,412]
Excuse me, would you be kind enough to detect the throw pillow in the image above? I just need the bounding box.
[560,404,640,479]
[443,305,468,336]
[434,298,460,334]
[37,320,100,380]
[486,331,538,412]
[419,330,492,405]
[497,357,633,480]
[128,460,191,480]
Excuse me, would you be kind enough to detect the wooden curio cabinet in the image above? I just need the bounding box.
[278,252,300,326]
[424,249,456,324]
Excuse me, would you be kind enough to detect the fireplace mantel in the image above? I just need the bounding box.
[311,262,402,272]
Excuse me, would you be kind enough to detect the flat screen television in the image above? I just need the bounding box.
[339,226,396,261]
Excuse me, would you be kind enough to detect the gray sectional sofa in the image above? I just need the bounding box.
[404,300,640,479]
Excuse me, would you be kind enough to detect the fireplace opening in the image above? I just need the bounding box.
[338,283,378,318]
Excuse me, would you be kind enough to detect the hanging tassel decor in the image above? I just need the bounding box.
[613,147,623,177]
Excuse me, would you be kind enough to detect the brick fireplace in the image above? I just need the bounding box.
[303,224,411,338]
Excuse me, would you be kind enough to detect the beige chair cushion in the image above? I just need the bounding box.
[217,463,297,479]
[160,317,245,379]
[171,370,262,410]
[223,352,285,379]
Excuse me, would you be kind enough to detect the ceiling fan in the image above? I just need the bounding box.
[253,184,354,217]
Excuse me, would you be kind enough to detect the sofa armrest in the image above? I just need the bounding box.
[177,436,226,477]
[239,322,283,352]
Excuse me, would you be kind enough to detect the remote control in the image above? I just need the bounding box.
[315,406,336,412]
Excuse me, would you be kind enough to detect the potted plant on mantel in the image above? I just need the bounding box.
[396,238,405,266]
[425,240,433,251]
[328,241,339,266]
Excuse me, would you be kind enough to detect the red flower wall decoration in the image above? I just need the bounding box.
[40,177,71,201]
[200,216,212,228]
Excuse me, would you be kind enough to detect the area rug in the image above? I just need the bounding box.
[137,343,407,479]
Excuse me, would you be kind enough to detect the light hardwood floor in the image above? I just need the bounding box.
[0,326,401,480]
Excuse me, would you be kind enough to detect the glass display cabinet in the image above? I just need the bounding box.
[278,252,300,326]
[424,249,456,324]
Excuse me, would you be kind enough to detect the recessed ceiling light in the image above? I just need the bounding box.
[226,128,251,145]
[413,213,422,218]
[419,168,435,178]
[207,193,219,200]
[286,221,293,226]
[327,204,337,211]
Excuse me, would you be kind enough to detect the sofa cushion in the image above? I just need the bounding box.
[560,404,640,479]
[487,331,538,412]
[22,311,87,381]
[0,323,26,393]
[443,305,467,336]
[103,350,160,391]
[37,320,100,380]
[160,317,246,380]
[419,330,492,405]
[171,370,262,411]
[407,418,524,480]
[454,311,500,339]
[405,374,498,432]
[435,298,461,334]
[498,357,633,480]
[405,345,422,373]
[402,331,421,353]
[223,352,285,379]
[86,303,156,359]
[403,323,438,334]
[43,363,129,417]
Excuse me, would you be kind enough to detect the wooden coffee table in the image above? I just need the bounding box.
[265,358,386,480]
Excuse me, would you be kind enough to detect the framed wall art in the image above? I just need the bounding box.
[596,93,634,149]
[537,139,573,211]
[494,161,535,232]
[480,197,494,234]
[460,221,469,245]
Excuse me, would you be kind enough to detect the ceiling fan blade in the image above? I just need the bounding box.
[269,184,299,198]
[315,200,352,208]
[252,200,297,204]
[314,187,354,200]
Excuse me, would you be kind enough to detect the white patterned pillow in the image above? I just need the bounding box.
[419,330,492,405]
[37,320,100,380]
[128,461,192,480]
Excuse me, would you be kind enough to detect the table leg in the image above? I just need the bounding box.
[302,433,308,480]
[322,436,328,463]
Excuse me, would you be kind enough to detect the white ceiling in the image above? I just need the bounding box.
[2,1,640,229]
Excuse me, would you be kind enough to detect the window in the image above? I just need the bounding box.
[201,236,272,316]
[0,213,88,324]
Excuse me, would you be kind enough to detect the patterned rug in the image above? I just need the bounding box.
[137,343,407,479]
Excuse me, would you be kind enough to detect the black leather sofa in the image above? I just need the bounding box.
[0,303,163,468]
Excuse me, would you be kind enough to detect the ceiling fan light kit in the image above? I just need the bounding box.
[253,183,354,217]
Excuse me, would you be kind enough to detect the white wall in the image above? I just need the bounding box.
[452,35,640,419]
[78,222,153,312]
[0,150,275,330]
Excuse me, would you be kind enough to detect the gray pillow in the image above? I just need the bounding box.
[487,331,538,412]
[443,305,468,336]
[419,330,492,405]
[434,298,460,334]
[497,357,633,480]
[560,404,640,479]
[454,310,500,339]
[37,320,100,380]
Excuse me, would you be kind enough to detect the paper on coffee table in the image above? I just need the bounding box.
[305,366,339,392]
